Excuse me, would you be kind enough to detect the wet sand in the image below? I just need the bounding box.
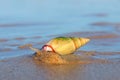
[0,51,120,80]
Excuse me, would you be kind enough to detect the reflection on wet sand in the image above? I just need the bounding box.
[0,39,8,42]
[77,50,120,57]
[84,13,108,17]
[0,48,12,52]
[14,36,42,40]
[115,26,120,32]
[0,36,42,42]
[31,36,41,39]
[18,44,33,49]
[91,21,120,27]
[47,31,108,38]
[89,33,119,39]
[91,22,112,26]
[0,36,43,52]
[14,37,26,41]
[0,22,58,27]
[8,44,20,47]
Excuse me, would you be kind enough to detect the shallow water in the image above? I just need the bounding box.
[0,0,120,60]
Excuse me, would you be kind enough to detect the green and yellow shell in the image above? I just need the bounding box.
[42,37,90,55]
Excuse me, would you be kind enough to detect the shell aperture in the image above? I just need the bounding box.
[42,45,55,52]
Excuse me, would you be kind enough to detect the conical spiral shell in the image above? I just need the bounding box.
[43,37,90,55]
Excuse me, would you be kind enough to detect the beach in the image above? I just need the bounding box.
[0,0,120,80]
[0,51,120,80]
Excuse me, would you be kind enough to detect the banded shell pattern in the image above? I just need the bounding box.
[42,37,90,55]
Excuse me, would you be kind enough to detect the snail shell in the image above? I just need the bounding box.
[42,37,90,55]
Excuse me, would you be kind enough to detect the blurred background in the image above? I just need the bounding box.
[0,0,120,59]
[0,0,120,37]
